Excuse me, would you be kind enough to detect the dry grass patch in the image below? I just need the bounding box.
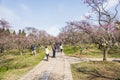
[71,61,120,80]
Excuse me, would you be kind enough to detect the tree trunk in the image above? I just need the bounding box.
[98,44,101,49]
[103,47,109,61]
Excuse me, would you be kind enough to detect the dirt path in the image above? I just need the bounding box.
[19,52,73,80]
[65,56,120,64]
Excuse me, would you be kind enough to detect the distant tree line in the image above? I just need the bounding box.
[0,19,54,55]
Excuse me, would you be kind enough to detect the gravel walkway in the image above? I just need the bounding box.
[19,52,73,80]
[65,56,120,64]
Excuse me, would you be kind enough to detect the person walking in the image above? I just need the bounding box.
[30,45,36,56]
[52,43,56,58]
[45,46,49,61]
[60,43,63,54]
[80,47,83,55]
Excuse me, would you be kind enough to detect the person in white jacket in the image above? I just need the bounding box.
[60,43,63,53]
[45,46,49,61]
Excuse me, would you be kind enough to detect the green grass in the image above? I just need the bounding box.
[63,45,80,55]
[63,45,120,58]
[71,61,120,80]
[0,47,45,80]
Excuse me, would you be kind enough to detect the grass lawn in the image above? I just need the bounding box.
[63,45,120,58]
[71,61,120,80]
[0,47,45,80]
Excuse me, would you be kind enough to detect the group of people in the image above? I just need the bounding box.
[30,43,63,61]
[45,43,63,61]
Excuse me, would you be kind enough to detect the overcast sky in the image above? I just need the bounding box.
[0,0,119,36]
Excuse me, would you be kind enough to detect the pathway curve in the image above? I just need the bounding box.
[19,52,73,80]
[19,52,120,80]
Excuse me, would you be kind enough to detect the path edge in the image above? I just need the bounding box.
[19,58,45,80]
[63,53,73,80]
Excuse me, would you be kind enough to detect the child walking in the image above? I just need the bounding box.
[45,46,49,61]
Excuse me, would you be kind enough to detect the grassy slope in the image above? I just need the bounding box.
[71,61,120,80]
[0,48,45,80]
[63,45,120,58]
